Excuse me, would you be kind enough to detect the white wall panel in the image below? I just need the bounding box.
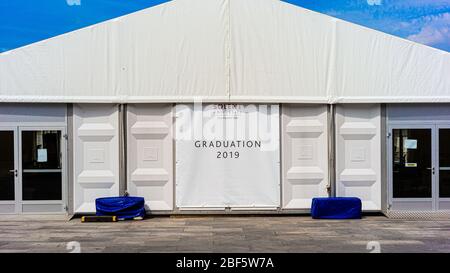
[336,104,381,211]
[0,104,66,125]
[73,104,119,213]
[127,104,173,211]
[282,105,329,209]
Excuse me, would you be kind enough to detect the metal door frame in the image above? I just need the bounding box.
[16,126,67,214]
[0,127,19,214]
[0,125,68,214]
[388,124,436,211]
[436,124,450,210]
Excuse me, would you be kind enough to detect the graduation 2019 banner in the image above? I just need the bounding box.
[175,104,280,209]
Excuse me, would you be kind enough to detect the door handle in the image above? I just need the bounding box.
[9,170,18,177]
[426,167,435,175]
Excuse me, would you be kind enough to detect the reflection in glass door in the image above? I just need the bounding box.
[392,129,432,199]
[21,130,62,201]
[0,131,15,200]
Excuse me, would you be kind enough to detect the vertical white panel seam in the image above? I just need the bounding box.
[326,19,337,104]
[226,0,231,100]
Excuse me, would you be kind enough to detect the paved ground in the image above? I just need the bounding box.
[0,215,450,253]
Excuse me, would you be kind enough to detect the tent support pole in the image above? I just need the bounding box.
[328,104,336,197]
[119,104,127,196]
[67,103,74,215]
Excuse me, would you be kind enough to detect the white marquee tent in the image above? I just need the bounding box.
[1,0,450,215]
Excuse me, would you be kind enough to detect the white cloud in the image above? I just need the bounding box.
[409,26,449,45]
[367,0,382,6]
[388,0,450,9]
[407,13,450,46]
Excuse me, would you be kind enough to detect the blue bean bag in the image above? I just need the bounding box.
[311,197,362,219]
[96,196,145,219]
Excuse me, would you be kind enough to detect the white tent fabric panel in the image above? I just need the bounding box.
[0,0,228,102]
[127,104,174,211]
[73,104,120,213]
[117,0,229,101]
[333,20,450,102]
[0,22,121,100]
[230,0,334,102]
[0,0,449,103]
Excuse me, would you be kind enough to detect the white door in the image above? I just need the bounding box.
[281,105,329,209]
[73,104,119,213]
[335,104,381,211]
[127,104,173,211]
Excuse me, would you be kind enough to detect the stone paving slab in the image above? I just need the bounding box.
[0,216,450,253]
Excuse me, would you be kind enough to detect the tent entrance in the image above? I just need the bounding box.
[0,127,66,214]
[389,125,450,211]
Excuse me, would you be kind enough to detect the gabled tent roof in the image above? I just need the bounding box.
[0,0,449,103]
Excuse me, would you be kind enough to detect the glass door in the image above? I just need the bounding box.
[390,125,450,211]
[0,127,65,214]
[21,130,62,201]
[390,126,435,211]
[0,128,18,213]
[19,128,65,213]
[437,127,450,210]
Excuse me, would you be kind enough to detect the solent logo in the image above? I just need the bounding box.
[175,101,279,152]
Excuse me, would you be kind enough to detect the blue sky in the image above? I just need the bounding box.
[0,0,449,52]
[286,0,450,51]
